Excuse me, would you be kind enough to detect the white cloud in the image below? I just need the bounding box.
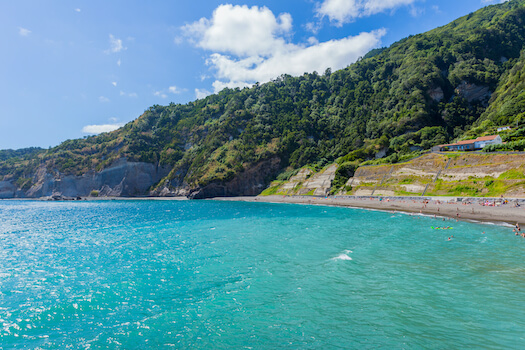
[206,30,385,91]
[112,82,117,87]
[154,91,168,99]
[153,86,187,98]
[409,5,425,17]
[117,59,121,66]
[120,91,138,98]
[182,4,292,57]
[317,0,416,25]
[169,86,185,94]
[75,8,81,12]
[195,88,212,100]
[99,96,110,103]
[19,27,31,36]
[106,34,125,54]
[82,123,123,134]
[184,5,386,93]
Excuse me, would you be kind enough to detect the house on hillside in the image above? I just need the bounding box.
[497,126,511,132]
[474,135,503,149]
[433,135,502,152]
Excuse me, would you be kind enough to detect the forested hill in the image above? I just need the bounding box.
[2,0,525,199]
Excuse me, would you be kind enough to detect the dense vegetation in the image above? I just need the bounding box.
[2,0,525,195]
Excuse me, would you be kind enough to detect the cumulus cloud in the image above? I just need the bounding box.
[169,86,185,94]
[106,34,125,54]
[99,96,110,103]
[207,31,385,85]
[19,27,31,36]
[195,88,212,99]
[82,123,123,134]
[183,4,386,93]
[317,0,416,25]
[183,4,292,57]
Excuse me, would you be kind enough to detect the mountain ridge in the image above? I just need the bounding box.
[1,0,525,199]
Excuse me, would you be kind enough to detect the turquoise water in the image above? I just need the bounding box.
[0,200,524,349]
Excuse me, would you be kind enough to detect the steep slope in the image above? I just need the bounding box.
[264,153,525,198]
[1,0,525,198]
[469,49,525,134]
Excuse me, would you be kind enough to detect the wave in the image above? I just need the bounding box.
[332,251,353,261]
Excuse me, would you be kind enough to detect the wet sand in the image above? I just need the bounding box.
[216,195,525,227]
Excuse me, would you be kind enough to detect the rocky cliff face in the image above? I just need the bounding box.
[3,158,170,199]
[0,181,17,199]
[261,163,338,196]
[189,157,281,199]
[0,156,283,199]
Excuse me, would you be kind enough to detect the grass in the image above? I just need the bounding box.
[260,181,284,196]
[394,190,423,196]
[399,178,415,184]
[498,169,525,179]
[425,178,525,197]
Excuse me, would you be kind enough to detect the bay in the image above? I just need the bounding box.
[0,199,524,349]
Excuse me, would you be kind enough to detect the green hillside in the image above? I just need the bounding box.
[2,0,525,198]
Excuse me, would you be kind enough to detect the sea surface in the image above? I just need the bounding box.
[0,199,524,349]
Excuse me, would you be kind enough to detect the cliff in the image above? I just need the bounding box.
[1,158,170,199]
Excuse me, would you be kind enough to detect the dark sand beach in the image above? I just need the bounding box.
[217,195,525,227]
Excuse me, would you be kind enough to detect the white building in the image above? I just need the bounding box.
[474,135,502,149]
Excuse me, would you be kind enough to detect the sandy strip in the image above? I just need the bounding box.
[215,195,525,227]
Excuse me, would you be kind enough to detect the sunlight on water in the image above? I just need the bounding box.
[0,200,524,349]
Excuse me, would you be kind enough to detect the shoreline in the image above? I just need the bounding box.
[2,194,524,227]
[214,195,525,227]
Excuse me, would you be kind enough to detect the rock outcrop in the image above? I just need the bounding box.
[455,81,491,103]
[16,158,170,198]
[189,157,281,199]
[260,164,337,197]
[428,87,445,102]
[0,181,17,199]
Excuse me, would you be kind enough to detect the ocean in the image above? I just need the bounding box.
[0,199,524,349]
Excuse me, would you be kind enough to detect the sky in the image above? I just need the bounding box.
[0,0,509,150]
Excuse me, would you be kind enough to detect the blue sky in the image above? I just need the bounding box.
[0,0,508,149]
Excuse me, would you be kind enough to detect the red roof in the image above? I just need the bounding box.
[438,135,499,148]
[474,135,499,142]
